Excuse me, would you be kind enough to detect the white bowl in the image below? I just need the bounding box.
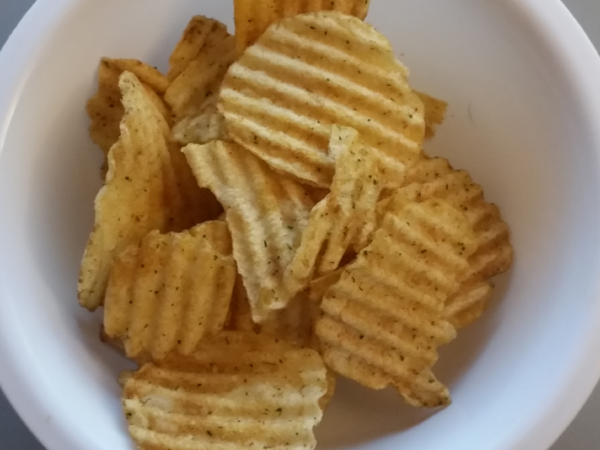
[2,0,600,449]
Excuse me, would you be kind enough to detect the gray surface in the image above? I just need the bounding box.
[0,0,599,448]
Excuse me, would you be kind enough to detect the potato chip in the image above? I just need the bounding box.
[379,156,513,327]
[165,35,237,120]
[316,199,477,407]
[78,72,180,311]
[87,58,170,156]
[219,11,425,187]
[183,141,314,323]
[167,16,230,81]
[285,126,381,296]
[104,221,236,361]
[416,91,448,139]
[234,0,371,51]
[122,332,327,450]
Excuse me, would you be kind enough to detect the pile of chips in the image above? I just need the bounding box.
[78,1,513,448]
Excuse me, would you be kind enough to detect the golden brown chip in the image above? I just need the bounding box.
[220,11,424,187]
[87,58,170,156]
[122,332,328,450]
[416,91,448,138]
[183,141,314,323]
[166,35,237,120]
[78,71,180,311]
[234,0,371,51]
[104,222,236,361]
[379,156,513,327]
[167,16,230,81]
[285,126,381,296]
[316,199,477,407]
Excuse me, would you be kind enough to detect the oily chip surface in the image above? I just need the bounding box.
[220,11,425,187]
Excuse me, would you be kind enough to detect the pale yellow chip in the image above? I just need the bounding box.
[415,90,448,138]
[166,34,237,120]
[285,126,381,296]
[219,11,424,187]
[183,141,314,323]
[316,199,477,407]
[122,332,328,450]
[104,221,236,361]
[87,58,170,157]
[379,156,513,327]
[234,0,371,51]
[167,16,230,81]
[78,72,180,311]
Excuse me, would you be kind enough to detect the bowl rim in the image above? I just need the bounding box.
[2,0,600,449]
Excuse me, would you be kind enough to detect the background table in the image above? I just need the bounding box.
[0,0,599,448]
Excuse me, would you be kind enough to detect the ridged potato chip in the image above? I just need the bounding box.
[87,58,170,157]
[234,0,371,51]
[220,11,425,187]
[286,126,381,296]
[122,332,328,450]
[167,16,230,81]
[379,156,513,327]
[79,72,180,311]
[183,141,314,323]
[104,221,236,361]
[416,91,448,139]
[317,199,477,407]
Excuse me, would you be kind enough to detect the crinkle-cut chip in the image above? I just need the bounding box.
[220,11,425,188]
[171,97,229,145]
[415,91,448,139]
[122,332,327,450]
[316,199,478,407]
[445,278,494,329]
[78,72,181,311]
[380,157,513,280]
[183,141,314,323]
[104,222,236,361]
[87,58,170,156]
[167,16,230,81]
[378,157,513,328]
[285,127,381,296]
[234,0,371,51]
[166,35,237,120]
